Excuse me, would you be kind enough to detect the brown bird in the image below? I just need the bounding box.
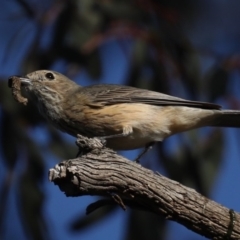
[8,70,240,159]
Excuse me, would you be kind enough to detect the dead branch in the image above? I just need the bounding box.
[49,135,240,240]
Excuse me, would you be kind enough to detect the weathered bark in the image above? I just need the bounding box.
[49,135,240,240]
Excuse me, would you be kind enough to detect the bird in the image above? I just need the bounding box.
[8,70,240,160]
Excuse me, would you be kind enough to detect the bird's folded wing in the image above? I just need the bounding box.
[79,84,221,110]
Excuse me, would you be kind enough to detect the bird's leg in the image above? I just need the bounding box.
[134,142,155,163]
[98,127,155,163]
[99,132,127,139]
[75,128,131,157]
[98,125,132,139]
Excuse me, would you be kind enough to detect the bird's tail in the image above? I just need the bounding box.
[211,110,240,128]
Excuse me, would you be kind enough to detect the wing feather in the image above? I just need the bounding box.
[78,84,221,110]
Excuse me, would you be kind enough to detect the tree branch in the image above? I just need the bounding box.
[49,135,240,240]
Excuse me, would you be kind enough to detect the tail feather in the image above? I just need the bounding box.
[211,110,240,128]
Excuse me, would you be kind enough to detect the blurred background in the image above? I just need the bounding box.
[1,0,240,239]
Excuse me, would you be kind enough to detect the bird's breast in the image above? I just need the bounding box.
[76,103,172,150]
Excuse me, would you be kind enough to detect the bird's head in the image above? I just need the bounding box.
[21,70,77,92]
[9,70,79,103]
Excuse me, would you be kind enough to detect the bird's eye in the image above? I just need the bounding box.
[45,72,55,80]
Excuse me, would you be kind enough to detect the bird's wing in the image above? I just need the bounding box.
[79,84,221,110]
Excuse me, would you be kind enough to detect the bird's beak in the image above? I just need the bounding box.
[8,76,32,88]
[19,77,32,86]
